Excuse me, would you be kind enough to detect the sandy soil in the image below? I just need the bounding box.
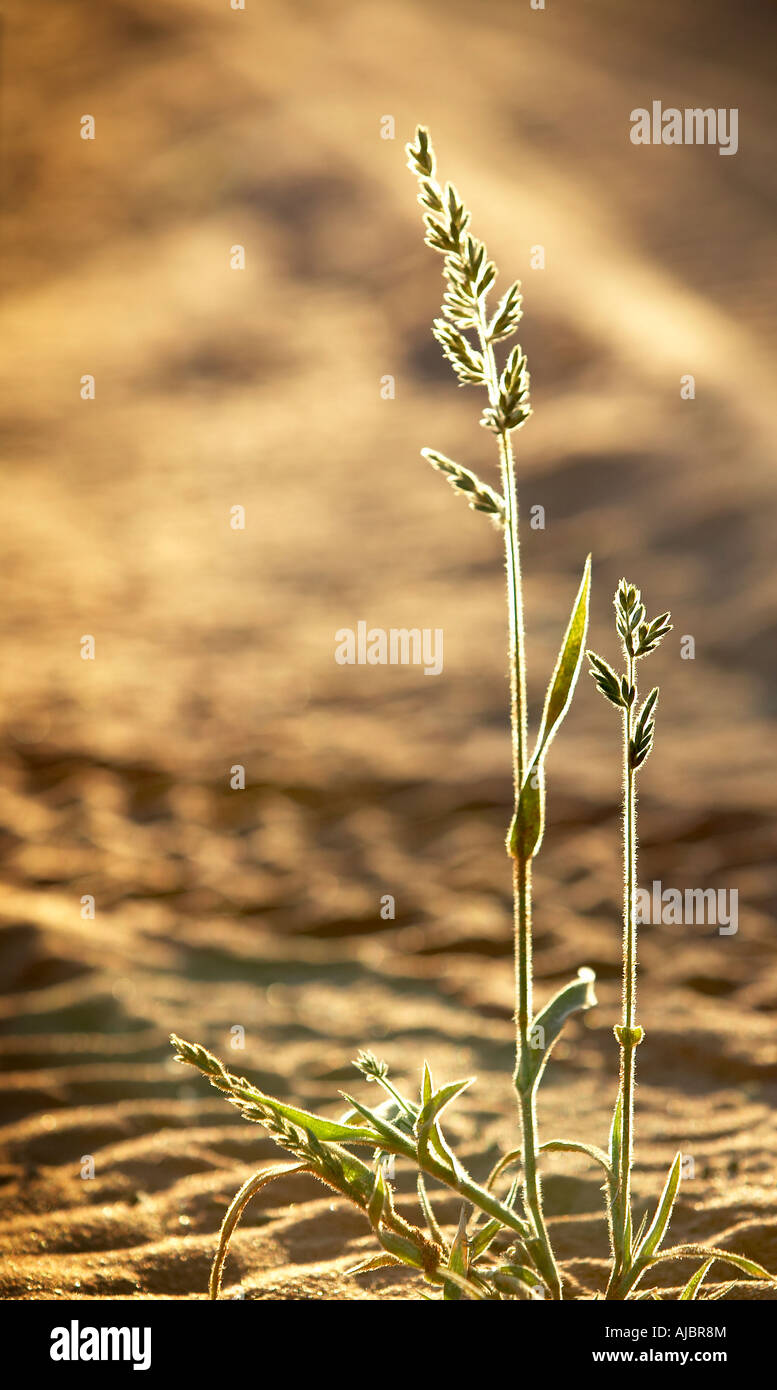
[0,0,775,1299]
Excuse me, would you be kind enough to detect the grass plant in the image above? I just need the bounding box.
[170,128,773,1302]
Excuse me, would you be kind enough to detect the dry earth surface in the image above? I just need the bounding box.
[0,0,775,1299]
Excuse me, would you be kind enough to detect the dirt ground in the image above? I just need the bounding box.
[0,0,775,1299]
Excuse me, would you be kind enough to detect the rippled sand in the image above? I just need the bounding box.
[0,0,775,1298]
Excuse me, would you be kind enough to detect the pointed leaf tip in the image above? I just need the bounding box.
[509,557,592,861]
[520,967,597,1091]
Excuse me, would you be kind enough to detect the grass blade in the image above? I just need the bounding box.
[679,1259,715,1300]
[209,1163,310,1300]
[539,1139,610,1174]
[634,1152,683,1264]
[653,1245,773,1283]
[608,1095,625,1268]
[470,1176,520,1258]
[416,1072,474,1169]
[523,968,597,1089]
[631,1208,649,1254]
[616,1152,683,1296]
[376,1226,427,1270]
[443,1207,470,1300]
[536,554,593,751]
[509,556,591,858]
[367,1164,389,1228]
[417,1174,446,1248]
[346,1253,404,1275]
[486,1148,521,1190]
[338,1091,417,1160]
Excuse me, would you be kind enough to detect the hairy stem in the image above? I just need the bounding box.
[621,654,637,1243]
[431,1155,533,1240]
[623,654,637,1035]
[608,653,638,1296]
[477,316,560,1301]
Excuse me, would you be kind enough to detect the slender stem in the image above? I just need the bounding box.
[377,1076,416,1121]
[477,316,560,1300]
[445,1161,534,1241]
[496,429,528,787]
[390,1122,536,1241]
[477,328,528,1029]
[614,653,638,1288]
[623,652,637,1032]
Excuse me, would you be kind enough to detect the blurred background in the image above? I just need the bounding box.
[0,0,775,1298]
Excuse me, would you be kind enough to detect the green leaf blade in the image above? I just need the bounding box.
[656,1245,773,1284]
[415,1076,474,1170]
[539,1139,610,1173]
[443,1207,469,1300]
[338,1091,417,1160]
[638,1151,683,1261]
[508,556,591,860]
[521,968,597,1091]
[538,555,592,749]
[679,1259,714,1300]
